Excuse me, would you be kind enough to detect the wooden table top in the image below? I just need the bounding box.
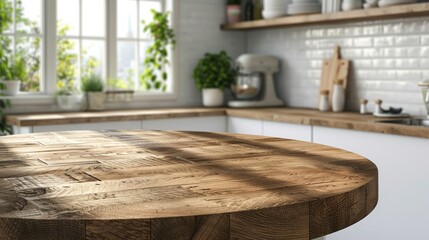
[0,131,378,239]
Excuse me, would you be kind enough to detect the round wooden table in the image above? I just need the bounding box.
[0,131,378,240]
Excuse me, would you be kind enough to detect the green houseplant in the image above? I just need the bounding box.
[0,53,27,96]
[141,10,176,92]
[81,73,105,111]
[193,51,236,107]
[0,0,14,135]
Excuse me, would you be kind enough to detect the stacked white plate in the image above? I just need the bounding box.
[288,0,322,15]
[378,0,417,7]
[262,0,290,19]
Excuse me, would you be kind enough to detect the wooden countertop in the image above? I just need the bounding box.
[6,108,226,127]
[6,107,429,139]
[0,130,378,239]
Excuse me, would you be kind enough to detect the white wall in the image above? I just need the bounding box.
[247,16,429,115]
[174,0,245,107]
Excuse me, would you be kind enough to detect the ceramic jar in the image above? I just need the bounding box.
[227,4,241,24]
[319,90,330,112]
[332,80,345,112]
[342,0,363,11]
[202,88,224,107]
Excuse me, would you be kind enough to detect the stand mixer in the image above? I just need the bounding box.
[228,54,284,108]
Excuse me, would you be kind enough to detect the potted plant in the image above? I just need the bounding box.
[0,54,26,96]
[141,10,176,92]
[193,51,236,107]
[227,0,242,24]
[55,84,82,111]
[81,73,105,111]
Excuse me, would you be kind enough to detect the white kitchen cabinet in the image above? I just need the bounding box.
[313,126,429,240]
[262,120,312,142]
[142,116,227,132]
[32,121,141,133]
[227,117,263,135]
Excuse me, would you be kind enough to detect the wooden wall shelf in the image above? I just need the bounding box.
[221,3,429,30]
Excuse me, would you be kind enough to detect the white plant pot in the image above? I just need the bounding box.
[202,88,224,107]
[86,92,105,111]
[56,94,83,111]
[0,80,21,96]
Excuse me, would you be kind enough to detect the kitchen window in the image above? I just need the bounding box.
[0,0,44,93]
[1,0,175,101]
[56,0,106,91]
[116,0,167,92]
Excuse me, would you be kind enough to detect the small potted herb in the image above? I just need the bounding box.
[81,73,105,111]
[0,54,26,96]
[55,84,82,111]
[226,0,242,24]
[193,51,236,107]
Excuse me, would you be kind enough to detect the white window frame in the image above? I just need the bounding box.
[3,0,179,106]
[56,0,107,90]
[1,0,45,94]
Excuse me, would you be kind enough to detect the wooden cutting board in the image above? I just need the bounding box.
[319,46,349,107]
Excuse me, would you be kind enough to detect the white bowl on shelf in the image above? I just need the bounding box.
[342,0,363,11]
[263,0,290,11]
[262,10,287,19]
[287,3,321,15]
[291,0,320,3]
[378,0,416,7]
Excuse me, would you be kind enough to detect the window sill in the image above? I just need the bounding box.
[0,91,178,107]
[0,94,55,106]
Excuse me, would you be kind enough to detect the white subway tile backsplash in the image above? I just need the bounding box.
[396,35,420,46]
[383,48,407,57]
[374,37,395,47]
[365,70,396,80]
[307,70,322,79]
[421,35,429,45]
[326,28,344,37]
[353,60,373,68]
[396,70,422,80]
[345,27,363,36]
[362,25,383,35]
[421,47,429,57]
[420,59,429,68]
[395,59,420,69]
[422,70,429,79]
[247,16,429,114]
[353,37,373,47]
[363,48,384,58]
[373,59,395,68]
[407,47,421,57]
[342,49,363,58]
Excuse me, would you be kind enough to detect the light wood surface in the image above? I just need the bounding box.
[6,108,225,127]
[0,130,378,239]
[225,108,429,139]
[6,107,429,139]
[221,3,429,30]
[320,47,349,107]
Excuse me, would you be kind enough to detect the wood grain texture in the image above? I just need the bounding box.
[319,47,349,107]
[86,220,150,240]
[7,108,429,139]
[230,203,309,240]
[5,108,226,127]
[0,131,378,239]
[226,108,429,139]
[221,3,429,30]
[0,219,85,240]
